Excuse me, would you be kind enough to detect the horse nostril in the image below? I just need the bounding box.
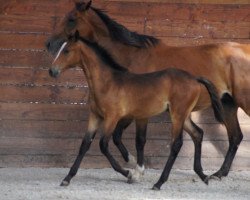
[45,41,51,51]
[49,68,59,78]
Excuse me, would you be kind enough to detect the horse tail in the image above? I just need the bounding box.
[197,77,225,123]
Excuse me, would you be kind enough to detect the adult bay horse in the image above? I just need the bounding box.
[49,31,225,190]
[46,0,249,181]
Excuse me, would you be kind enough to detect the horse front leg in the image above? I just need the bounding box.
[128,118,148,183]
[60,112,101,186]
[152,118,184,190]
[112,118,136,166]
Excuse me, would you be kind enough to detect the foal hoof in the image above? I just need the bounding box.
[126,170,133,184]
[152,185,160,191]
[209,175,222,181]
[60,180,70,186]
[203,176,209,185]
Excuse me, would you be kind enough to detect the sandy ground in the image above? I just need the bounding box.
[0,168,249,200]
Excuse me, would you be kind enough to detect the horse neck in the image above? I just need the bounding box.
[79,46,117,95]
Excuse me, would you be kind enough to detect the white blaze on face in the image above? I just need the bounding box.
[53,42,68,64]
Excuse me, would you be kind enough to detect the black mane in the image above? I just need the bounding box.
[91,7,159,48]
[78,36,128,72]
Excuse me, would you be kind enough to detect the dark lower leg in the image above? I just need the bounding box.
[127,119,148,183]
[100,136,130,178]
[153,133,183,190]
[61,132,96,186]
[136,119,148,167]
[212,94,243,178]
[112,119,133,163]
[190,121,208,183]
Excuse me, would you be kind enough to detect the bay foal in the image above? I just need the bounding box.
[49,32,225,190]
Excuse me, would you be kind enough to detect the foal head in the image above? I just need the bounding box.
[49,31,83,78]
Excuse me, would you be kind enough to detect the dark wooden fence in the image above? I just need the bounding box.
[0,0,250,170]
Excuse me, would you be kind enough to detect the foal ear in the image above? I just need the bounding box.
[75,0,92,12]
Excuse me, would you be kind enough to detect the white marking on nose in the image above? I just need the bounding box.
[53,42,67,64]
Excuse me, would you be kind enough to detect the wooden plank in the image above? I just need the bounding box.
[0,136,249,159]
[0,32,48,50]
[0,85,88,104]
[0,14,54,33]
[0,49,51,68]
[0,103,89,121]
[1,118,250,140]
[1,33,249,52]
[105,2,250,22]
[144,3,250,22]
[159,37,250,46]
[109,0,250,4]
[0,137,76,155]
[0,67,86,86]
[0,120,88,139]
[145,19,250,39]
[0,0,74,17]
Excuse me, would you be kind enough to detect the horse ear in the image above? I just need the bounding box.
[85,0,92,10]
[75,0,92,12]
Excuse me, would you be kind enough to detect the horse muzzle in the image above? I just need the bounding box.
[49,67,60,78]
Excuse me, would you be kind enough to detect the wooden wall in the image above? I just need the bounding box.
[0,0,250,171]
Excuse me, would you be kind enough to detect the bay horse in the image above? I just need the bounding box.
[46,0,249,182]
[49,31,225,190]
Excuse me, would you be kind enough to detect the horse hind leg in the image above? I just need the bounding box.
[100,118,132,180]
[153,118,184,190]
[211,93,243,179]
[112,118,136,166]
[184,117,209,184]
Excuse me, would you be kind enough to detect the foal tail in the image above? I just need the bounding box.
[197,77,225,123]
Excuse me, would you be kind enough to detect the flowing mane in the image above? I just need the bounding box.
[91,7,159,48]
[79,36,128,72]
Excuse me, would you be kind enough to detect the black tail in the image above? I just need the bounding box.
[197,77,225,123]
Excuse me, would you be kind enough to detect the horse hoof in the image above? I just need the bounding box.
[209,175,222,181]
[203,176,209,185]
[152,185,160,191]
[127,170,134,184]
[60,180,70,186]
[127,178,134,184]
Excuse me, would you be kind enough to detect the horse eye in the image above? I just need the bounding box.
[63,49,69,54]
[68,18,76,29]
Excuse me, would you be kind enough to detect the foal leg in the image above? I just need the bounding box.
[184,117,209,184]
[112,118,136,166]
[153,119,184,190]
[100,118,132,180]
[128,118,148,183]
[60,112,101,186]
[211,94,243,179]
